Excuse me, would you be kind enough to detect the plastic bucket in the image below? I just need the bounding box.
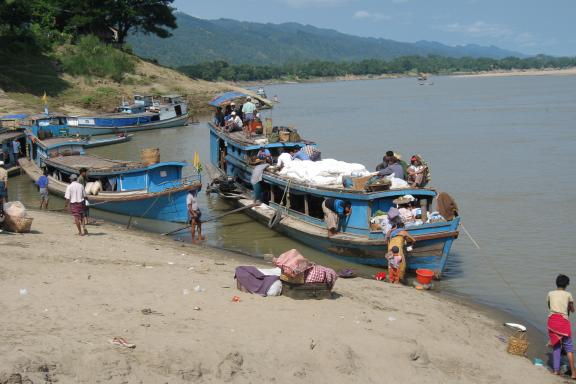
[416,269,434,285]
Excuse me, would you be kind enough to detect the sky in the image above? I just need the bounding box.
[173,0,576,56]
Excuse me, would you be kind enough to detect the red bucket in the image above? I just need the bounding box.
[416,269,434,285]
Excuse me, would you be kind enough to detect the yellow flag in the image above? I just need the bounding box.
[41,91,48,105]
[193,151,202,173]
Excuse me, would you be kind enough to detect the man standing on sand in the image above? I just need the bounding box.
[0,161,7,217]
[64,174,87,236]
[547,274,576,378]
[77,168,89,226]
[187,189,203,243]
[35,168,50,210]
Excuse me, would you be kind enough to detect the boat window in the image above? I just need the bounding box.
[288,192,306,214]
[307,195,325,219]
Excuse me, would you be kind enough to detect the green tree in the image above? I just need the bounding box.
[44,0,177,44]
[0,0,33,33]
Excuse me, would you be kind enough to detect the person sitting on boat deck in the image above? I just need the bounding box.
[386,246,403,284]
[225,111,243,133]
[377,154,405,180]
[242,96,257,123]
[224,104,234,119]
[293,146,310,161]
[214,106,225,127]
[376,150,395,171]
[322,198,352,237]
[407,154,428,187]
[386,222,415,283]
[64,174,88,236]
[35,168,50,210]
[256,146,272,164]
[276,147,297,171]
[0,161,7,216]
[187,189,203,243]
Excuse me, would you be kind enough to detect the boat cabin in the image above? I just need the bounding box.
[43,153,188,193]
[0,114,28,130]
[19,114,70,139]
[147,94,187,119]
[0,130,26,168]
[117,95,154,114]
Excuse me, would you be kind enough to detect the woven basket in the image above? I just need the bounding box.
[141,148,160,165]
[507,331,529,356]
[4,215,33,233]
[280,272,305,284]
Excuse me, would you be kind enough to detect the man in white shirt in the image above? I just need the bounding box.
[187,189,203,242]
[225,111,243,133]
[12,139,21,160]
[241,96,256,122]
[0,161,7,217]
[64,174,87,236]
[276,148,297,171]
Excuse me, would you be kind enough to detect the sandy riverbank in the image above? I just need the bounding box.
[233,66,576,88]
[0,211,561,383]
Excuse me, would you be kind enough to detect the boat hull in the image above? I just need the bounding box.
[234,197,459,276]
[83,135,132,148]
[67,115,188,136]
[19,158,196,223]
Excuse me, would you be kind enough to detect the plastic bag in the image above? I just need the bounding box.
[4,201,26,218]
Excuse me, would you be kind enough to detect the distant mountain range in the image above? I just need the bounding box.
[128,13,524,67]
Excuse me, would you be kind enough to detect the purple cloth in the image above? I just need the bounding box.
[552,336,574,372]
[235,266,279,296]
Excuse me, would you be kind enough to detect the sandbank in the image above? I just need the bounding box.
[0,211,561,383]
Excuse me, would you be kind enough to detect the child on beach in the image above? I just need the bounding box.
[547,274,576,378]
[386,246,403,284]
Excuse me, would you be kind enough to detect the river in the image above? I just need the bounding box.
[9,74,576,331]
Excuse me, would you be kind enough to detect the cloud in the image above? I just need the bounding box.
[279,0,355,8]
[353,10,391,21]
[435,21,539,47]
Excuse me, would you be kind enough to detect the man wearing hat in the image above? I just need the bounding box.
[64,174,88,236]
[225,111,243,133]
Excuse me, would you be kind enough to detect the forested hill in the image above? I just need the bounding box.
[128,13,523,67]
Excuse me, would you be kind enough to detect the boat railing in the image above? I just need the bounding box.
[149,174,201,193]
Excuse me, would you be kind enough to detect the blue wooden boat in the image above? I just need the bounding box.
[208,123,460,277]
[66,95,189,136]
[18,114,132,149]
[19,133,200,223]
[0,128,26,175]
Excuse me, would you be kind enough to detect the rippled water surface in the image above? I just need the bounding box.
[10,74,576,331]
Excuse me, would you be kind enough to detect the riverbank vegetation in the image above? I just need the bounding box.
[0,0,176,94]
[178,55,576,82]
[0,0,240,115]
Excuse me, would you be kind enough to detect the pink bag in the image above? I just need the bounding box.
[273,249,312,277]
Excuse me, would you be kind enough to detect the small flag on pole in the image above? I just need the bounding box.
[42,91,49,115]
[193,151,202,173]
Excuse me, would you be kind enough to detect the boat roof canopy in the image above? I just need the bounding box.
[0,114,28,120]
[209,91,272,108]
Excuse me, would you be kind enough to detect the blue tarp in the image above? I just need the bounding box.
[208,91,249,107]
[0,114,28,120]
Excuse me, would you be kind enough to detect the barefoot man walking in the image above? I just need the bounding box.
[64,174,87,236]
